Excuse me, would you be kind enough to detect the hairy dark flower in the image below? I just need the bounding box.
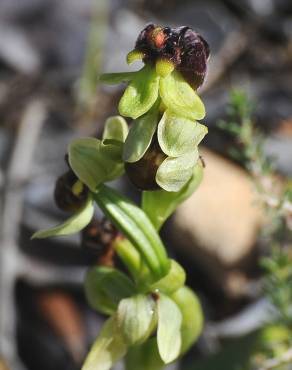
[134,24,210,89]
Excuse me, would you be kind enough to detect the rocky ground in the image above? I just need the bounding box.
[0,1,291,369]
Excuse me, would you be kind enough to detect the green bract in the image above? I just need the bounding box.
[123,100,160,162]
[31,194,94,239]
[156,150,199,192]
[158,111,208,157]
[118,65,160,119]
[93,185,170,280]
[68,137,124,192]
[117,294,156,345]
[150,260,186,294]
[85,266,136,315]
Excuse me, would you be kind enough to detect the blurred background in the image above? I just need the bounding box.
[0,0,291,369]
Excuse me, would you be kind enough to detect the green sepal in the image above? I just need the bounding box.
[142,162,203,229]
[118,65,160,119]
[31,194,94,239]
[123,100,160,163]
[157,294,182,364]
[117,294,157,345]
[171,286,203,354]
[102,116,128,142]
[125,338,165,370]
[82,316,127,370]
[68,137,124,192]
[156,150,199,192]
[159,70,205,121]
[93,184,170,280]
[85,266,136,315]
[99,71,135,85]
[149,260,186,294]
[158,111,208,157]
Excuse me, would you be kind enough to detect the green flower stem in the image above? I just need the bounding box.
[113,237,142,280]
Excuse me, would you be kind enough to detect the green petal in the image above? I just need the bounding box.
[160,71,205,121]
[157,294,182,364]
[68,137,124,192]
[85,266,136,315]
[99,72,135,85]
[123,100,159,163]
[102,116,129,142]
[158,111,208,157]
[126,50,144,64]
[118,65,160,119]
[142,163,203,229]
[150,259,186,294]
[31,195,94,239]
[82,317,127,370]
[171,286,203,354]
[117,294,156,345]
[156,150,199,192]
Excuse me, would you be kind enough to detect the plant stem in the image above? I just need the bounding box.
[113,237,142,279]
[113,237,152,289]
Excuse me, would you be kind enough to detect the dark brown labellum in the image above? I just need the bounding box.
[54,170,88,212]
[135,24,209,89]
[125,135,166,191]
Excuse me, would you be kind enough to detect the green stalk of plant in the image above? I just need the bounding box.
[32,24,210,370]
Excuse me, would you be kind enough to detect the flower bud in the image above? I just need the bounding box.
[81,218,117,266]
[54,170,88,212]
[125,136,166,191]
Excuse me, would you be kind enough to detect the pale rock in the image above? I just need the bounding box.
[171,148,265,296]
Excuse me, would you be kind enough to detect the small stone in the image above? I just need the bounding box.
[170,148,266,296]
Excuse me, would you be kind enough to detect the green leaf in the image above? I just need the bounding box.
[142,163,203,229]
[85,266,136,315]
[125,338,165,370]
[159,71,205,121]
[123,100,160,163]
[82,317,127,370]
[102,116,128,142]
[118,65,160,119]
[68,137,124,192]
[156,150,199,192]
[117,294,156,345]
[157,294,182,364]
[99,71,135,85]
[31,195,94,239]
[93,184,170,280]
[158,111,208,157]
[171,286,203,354]
[150,260,185,294]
